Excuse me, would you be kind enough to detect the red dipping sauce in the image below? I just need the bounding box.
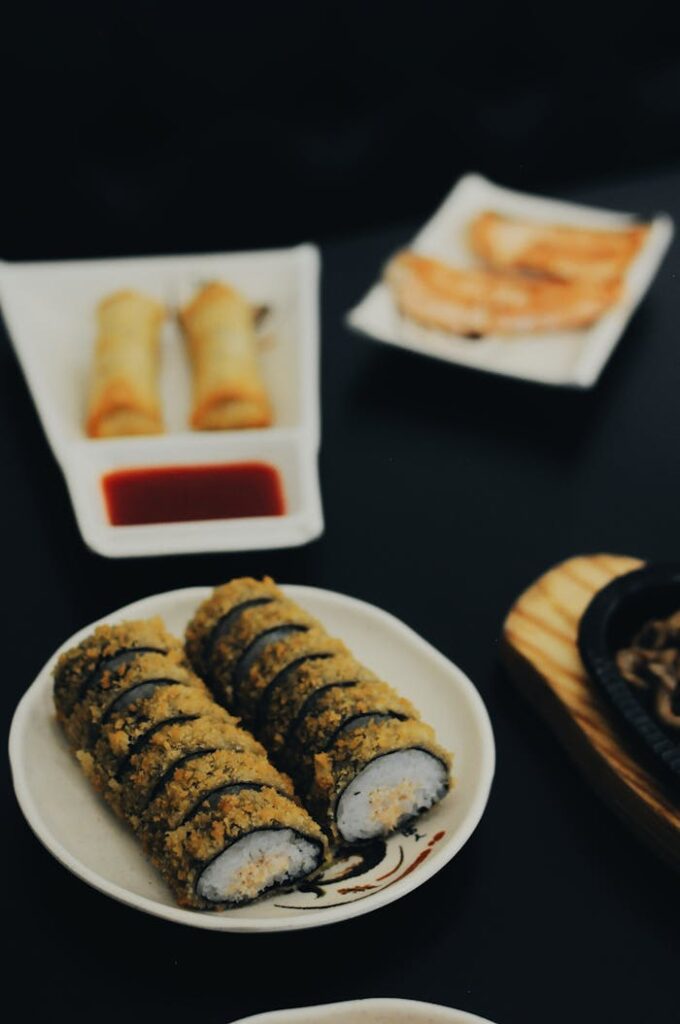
[103,462,285,526]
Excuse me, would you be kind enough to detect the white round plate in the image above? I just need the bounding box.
[9,585,495,932]
[234,998,498,1023]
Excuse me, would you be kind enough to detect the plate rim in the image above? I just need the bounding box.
[8,583,495,932]
[232,997,498,1023]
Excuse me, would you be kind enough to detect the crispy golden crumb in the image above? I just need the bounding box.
[54,618,183,723]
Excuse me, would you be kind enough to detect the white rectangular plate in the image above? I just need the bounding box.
[347,173,673,388]
[0,244,323,556]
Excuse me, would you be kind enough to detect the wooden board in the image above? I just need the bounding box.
[501,553,679,869]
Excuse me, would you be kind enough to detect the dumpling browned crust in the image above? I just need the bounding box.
[385,250,621,337]
[469,211,648,285]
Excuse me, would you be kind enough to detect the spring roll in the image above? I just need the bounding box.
[180,282,272,430]
[86,290,165,438]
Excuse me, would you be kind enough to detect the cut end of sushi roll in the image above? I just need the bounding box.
[335,749,449,843]
[196,827,322,905]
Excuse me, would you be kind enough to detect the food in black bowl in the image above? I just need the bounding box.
[577,562,680,789]
[616,612,679,729]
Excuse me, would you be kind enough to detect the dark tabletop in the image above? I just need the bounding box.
[3,168,679,1024]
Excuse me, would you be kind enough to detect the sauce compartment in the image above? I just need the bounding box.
[65,431,322,557]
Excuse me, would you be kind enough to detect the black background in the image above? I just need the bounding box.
[3,4,679,1023]
[3,2,680,258]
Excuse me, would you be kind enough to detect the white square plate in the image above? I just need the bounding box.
[0,245,323,556]
[347,174,673,388]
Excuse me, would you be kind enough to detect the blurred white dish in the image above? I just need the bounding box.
[0,245,322,556]
[347,173,673,388]
[234,999,498,1023]
[9,584,495,932]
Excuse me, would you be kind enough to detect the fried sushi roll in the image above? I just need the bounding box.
[142,747,296,837]
[54,617,184,740]
[123,715,271,821]
[180,282,272,430]
[260,652,379,757]
[284,679,416,792]
[155,788,326,910]
[309,718,451,844]
[54,617,326,910]
[185,576,282,679]
[86,289,165,438]
[85,685,254,820]
[58,651,202,752]
[185,577,331,713]
[186,579,453,846]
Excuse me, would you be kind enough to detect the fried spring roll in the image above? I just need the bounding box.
[86,290,165,437]
[180,282,272,430]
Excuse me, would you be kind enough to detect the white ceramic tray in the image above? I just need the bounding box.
[347,173,673,388]
[9,584,495,932]
[0,245,323,556]
[235,999,498,1023]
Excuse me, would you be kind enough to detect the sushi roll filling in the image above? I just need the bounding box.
[195,827,323,905]
[335,748,449,843]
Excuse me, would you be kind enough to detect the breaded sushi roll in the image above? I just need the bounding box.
[186,579,453,845]
[155,788,325,910]
[185,577,334,713]
[238,627,349,726]
[54,618,183,725]
[309,717,451,844]
[57,648,202,752]
[122,714,270,821]
[54,617,326,910]
[142,747,296,836]
[185,576,282,676]
[76,682,253,815]
[260,652,378,756]
[284,679,416,792]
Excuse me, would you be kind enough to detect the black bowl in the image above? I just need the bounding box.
[577,562,680,791]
